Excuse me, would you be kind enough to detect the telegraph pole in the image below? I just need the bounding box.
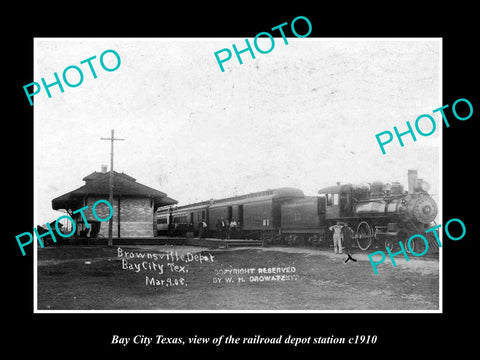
[101,129,124,246]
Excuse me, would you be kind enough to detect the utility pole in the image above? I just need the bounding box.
[100,129,124,246]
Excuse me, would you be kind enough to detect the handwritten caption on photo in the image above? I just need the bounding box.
[117,247,214,288]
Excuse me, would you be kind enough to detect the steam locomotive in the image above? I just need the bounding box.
[156,170,438,252]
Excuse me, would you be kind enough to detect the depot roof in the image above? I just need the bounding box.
[52,170,177,211]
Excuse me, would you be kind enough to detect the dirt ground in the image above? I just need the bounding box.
[36,244,439,311]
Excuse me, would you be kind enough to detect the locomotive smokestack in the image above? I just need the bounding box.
[408,169,418,194]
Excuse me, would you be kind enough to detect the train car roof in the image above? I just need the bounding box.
[158,187,305,214]
[158,200,212,215]
[209,187,304,208]
[318,184,354,194]
[318,185,341,194]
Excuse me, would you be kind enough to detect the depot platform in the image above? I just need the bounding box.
[64,236,263,248]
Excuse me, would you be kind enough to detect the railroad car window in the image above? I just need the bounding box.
[327,194,332,206]
[333,193,339,205]
[157,218,168,224]
[177,216,188,223]
[294,211,301,221]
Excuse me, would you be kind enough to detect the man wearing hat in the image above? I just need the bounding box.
[342,222,357,263]
[329,221,344,254]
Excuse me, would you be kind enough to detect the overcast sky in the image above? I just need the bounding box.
[34,38,441,225]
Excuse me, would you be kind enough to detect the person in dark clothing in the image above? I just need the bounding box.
[216,218,226,239]
[224,218,230,239]
[342,223,357,263]
[198,219,207,239]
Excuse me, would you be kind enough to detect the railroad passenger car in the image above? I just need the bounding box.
[207,188,304,239]
[156,210,171,236]
[157,201,211,236]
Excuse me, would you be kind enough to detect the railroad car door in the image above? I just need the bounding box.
[272,199,282,228]
[238,205,244,228]
[232,205,244,227]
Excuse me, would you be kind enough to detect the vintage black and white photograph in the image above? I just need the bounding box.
[33,37,441,312]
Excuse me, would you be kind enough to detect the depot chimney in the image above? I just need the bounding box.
[101,165,108,174]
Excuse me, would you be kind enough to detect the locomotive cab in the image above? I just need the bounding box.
[318,184,355,220]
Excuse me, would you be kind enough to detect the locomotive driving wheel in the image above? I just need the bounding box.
[384,237,396,252]
[405,235,427,255]
[356,221,374,251]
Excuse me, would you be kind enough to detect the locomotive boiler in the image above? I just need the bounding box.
[348,169,438,251]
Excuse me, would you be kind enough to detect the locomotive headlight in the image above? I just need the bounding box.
[414,179,430,193]
[419,180,430,192]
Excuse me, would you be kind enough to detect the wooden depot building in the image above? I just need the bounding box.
[51,166,177,238]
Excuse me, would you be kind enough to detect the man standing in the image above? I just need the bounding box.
[342,223,357,263]
[329,221,344,254]
[228,218,237,239]
[216,218,226,239]
[199,219,208,239]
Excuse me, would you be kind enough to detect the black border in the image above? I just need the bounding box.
[7,5,477,355]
